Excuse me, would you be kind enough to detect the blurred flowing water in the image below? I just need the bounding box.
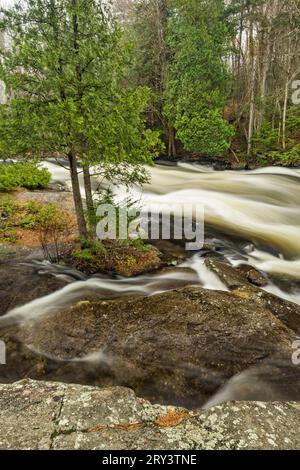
[41,160,300,302]
[1,161,300,406]
[2,161,300,324]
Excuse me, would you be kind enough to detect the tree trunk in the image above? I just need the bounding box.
[247,20,256,157]
[258,36,269,129]
[257,4,266,129]
[68,151,88,240]
[282,37,292,151]
[282,78,289,151]
[83,165,96,237]
[168,125,177,159]
[83,166,94,213]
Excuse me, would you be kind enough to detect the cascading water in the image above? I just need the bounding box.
[43,159,300,279]
[1,160,300,406]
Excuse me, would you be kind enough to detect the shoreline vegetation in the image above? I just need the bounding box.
[0,185,164,278]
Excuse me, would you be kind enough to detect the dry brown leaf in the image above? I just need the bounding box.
[154,409,190,428]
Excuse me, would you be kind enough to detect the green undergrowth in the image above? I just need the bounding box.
[0,162,51,191]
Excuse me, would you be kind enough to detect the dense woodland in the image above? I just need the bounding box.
[1,0,300,242]
[113,0,300,164]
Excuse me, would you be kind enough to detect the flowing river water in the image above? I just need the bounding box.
[45,160,300,300]
[1,161,300,406]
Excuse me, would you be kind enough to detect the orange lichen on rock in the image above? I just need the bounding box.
[154,409,190,428]
[86,422,144,433]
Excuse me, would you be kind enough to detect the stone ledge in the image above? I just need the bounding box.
[0,379,299,450]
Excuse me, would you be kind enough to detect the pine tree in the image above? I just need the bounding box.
[0,0,162,239]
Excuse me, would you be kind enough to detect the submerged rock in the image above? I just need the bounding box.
[0,379,299,450]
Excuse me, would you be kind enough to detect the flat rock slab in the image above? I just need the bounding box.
[0,379,299,450]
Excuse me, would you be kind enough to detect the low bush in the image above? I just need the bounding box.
[266,145,300,166]
[70,238,161,276]
[252,145,300,167]
[0,197,71,262]
[31,202,71,262]
[70,190,160,275]
[0,162,51,191]
[0,195,19,242]
[0,195,18,218]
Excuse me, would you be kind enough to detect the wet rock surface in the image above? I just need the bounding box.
[0,260,68,316]
[205,258,266,290]
[0,379,299,450]
[1,279,300,407]
[205,258,300,333]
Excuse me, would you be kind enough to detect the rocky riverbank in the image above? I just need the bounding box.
[1,173,300,448]
[0,379,299,450]
[1,258,300,407]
